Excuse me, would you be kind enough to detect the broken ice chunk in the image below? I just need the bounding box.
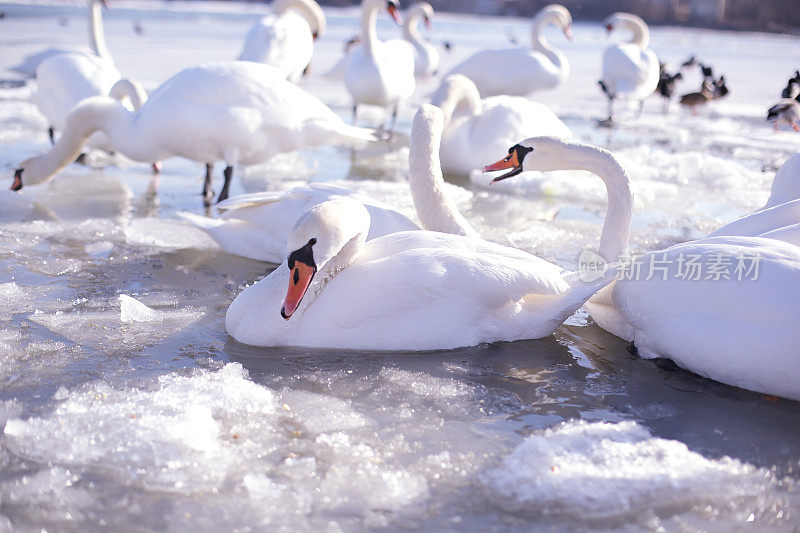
[119,294,163,323]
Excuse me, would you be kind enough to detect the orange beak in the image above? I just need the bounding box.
[281,262,316,319]
[483,150,523,183]
[424,16,432,31]
[564,25,573,41]
[387,4,402,25]
[313,32,319,41]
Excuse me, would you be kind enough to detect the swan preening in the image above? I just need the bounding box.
[431,74,571,176]
[224,105,631,350]
[345,0,416,130]
[238,0,326,83]
[598,12,659,125]
[495,152,800,401]
[446,4,572,98]
[11,62,378,204]
[11,0,111,77]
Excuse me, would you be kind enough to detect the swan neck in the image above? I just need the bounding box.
[109,78,147,111]
[403,12,422,43]
[88,1,111,60]
[559,144,632,262]
[431,78,482,128]
[408,108,477,237]
[305,232,366,312]
[360,3,379,53]
[623,17,649,48]
[531,14,563,67]
[22,98,130,186]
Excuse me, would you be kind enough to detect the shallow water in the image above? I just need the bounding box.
[0,2,799,531]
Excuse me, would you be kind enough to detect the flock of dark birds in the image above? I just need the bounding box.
[656,56,729,114]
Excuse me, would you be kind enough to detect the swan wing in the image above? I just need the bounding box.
[710,198,800,238]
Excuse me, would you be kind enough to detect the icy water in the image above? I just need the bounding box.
[1,2,800,531]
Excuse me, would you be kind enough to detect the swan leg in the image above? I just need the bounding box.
[217,166,233,203]
[48,127,55,145]
[388,105,399,137]
[202,163,214,207]
[352,105,358,125]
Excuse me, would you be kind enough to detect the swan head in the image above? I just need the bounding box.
[364,0,402,25]
[539,4,573,40]
[11,157,51,191]
[483,136,580,182]
[281,199,370,319]
[603,12,643,36]
[408,2,434,31]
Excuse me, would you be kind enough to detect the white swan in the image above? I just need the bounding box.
[403,2,439,81]
[11,62,378,205]
[765,153,800,208]
[431,74,571,176]
[446,4,572,98]
[598,12,659,124]
[11,0,111,78]
[345,0,416,131]
[491,148,800,400]
[238,0,326,83]
[608,235,800,401]
[178,104,477,262]
[224,108,631,350]
[34,52,121,150]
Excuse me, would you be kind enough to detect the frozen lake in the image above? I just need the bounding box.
[1,1,799,530]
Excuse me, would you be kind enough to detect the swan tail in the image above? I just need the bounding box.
[331,122,386,143]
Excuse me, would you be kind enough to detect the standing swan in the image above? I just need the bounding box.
[345,0,416,131]
[598,13,659,126]
[224,105,631,350]
[431,74,571,176]
[238,0,326,83]
[446,4,572,98]
[403,2,439,81]
[178,104,477,262]
[10,62,378,205]
[11,0,111,77]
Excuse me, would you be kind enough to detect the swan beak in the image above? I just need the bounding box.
[424,16,433,31]
[387,4,403,25]
[100,0,109,9]
[312,32,319,41]
[564,25,573,41]
[281,261,316,320]
[605,24,613,35]
[483,151,523,183]
[10,169,23,191]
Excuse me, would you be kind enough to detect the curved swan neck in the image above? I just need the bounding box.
[409,105,478,237]
[403,5,427,43]
[531,11,565,68]
[274,0,325,35]
[360,0,380,54]
[20,97,132,186]
[431,76,482,127]
[558,143,632,261]
[618,14,649,48]
[88,0,111,60]
[109,78,148,111]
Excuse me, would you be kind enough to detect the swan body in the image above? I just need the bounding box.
[611,236,800,401]
[179,104,477,262]
[225,109,631,350]
[403,2,439,81]
[238,0,326,83]
[432,75,571,176]
[345,0,415,126]
[34,52,121,151]
[599,13,659,121]
[446,4,571,97]
[11,0,111,77]
[765,153,800,208]
[12,62,378,202]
